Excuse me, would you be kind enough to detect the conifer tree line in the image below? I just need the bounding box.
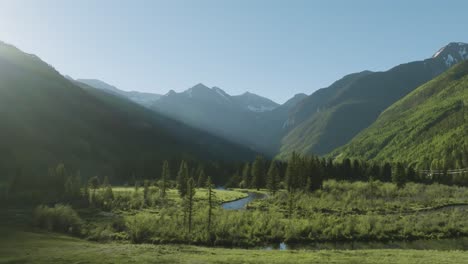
[3,152,468,205]
[227,153,468,192]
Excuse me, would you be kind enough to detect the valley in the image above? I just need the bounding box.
[1,2,467,263]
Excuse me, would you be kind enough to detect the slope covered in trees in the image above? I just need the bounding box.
[333,61,468,169]
[0,41,254,184]
[279,42,468,158]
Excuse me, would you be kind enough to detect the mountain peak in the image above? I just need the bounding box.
[192,83,210,90]
[432,42,468,67]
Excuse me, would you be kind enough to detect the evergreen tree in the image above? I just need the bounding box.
[83,182,90,205]
[88,176,100,206]
[285,152,299,192]
[381,162,392,182]
[186,177,196,233]
[393,162,407,188]
[267,161,280,194]
[406,166,417,182]
[177,161,189,197]
[160,160,170,198]
[197,169,206,188]
[341,158,352,180]
[206,176,215,240]
[241,163,251,188]
[103,175,110,187]
[102,184,114,210]
[251,155,266,190]
[352,159,362,181]
[143,180,150,206]
[287,191,295,219]
[307,157,323,192]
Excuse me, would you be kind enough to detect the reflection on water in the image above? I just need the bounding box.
[265,237,468,251]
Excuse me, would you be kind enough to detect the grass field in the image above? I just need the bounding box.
[1,228,467,264]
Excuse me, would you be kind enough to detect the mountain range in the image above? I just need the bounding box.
[0,41,255,182]
[81,42,468,163]
[278,42,468,158]
[332,60,468,169]
[0,39,466,182]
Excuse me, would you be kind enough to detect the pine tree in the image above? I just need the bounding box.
[341,158,352,180]
[177,161,189,197]
[287,191,295,219]
[206,176,215,241]
[393,162,407,188]
[381,162,392,182]
[251,156,265,190]
[143,180,150,206]
[285,152,299,191]
[186,177,196,234]
[307,157,323,192]
[197,169,206,188]
[88,176,100,206]
[241,163,251,189]
[267,161,280,194]
[406,166,417,182]
[160,160,170,198]
[102,184,114,210]
[103,175,110,187]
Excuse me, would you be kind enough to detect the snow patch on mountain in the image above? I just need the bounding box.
[213,87,230,101]
[247,105,276,112]
[445,54,457,67]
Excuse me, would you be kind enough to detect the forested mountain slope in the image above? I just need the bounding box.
[0,41,254,182]
[332,60,468,169]
[279,42,468,158]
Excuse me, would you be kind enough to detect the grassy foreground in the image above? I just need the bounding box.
[1,228,467,264]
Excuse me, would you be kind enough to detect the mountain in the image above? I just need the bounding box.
[231,91,279,112]
[278,42,468,158]
[150,83,284,154]
[0,41,255,182]
[332,60,468,169]
[76,78,162,107]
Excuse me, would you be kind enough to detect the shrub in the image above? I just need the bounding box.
[33,204,83,236]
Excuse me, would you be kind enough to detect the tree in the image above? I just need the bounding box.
[241,163,251,188]
[267,161,280,194]
[341,158,352,180]
[307,157,323,192]
[186,177,196,234]
[287,191,295,219]
[393,162,407,188]
[177,161,189,197]
[102,184,114,210]
[160,160,170,198]
[206,176,215,241]
[381,162,392,182]
[285,152,300,191]
[88,176,100,206]
[406,166,417,182]
[103,175,110,187]
[251,156,266,190]
[197,168,206,188]
[143,180,150,206]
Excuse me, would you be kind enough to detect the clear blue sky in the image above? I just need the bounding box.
[0,0,466,103]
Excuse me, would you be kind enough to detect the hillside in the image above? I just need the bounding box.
[147,83,285,154]
[0,41,254,182]
[332,61,468,169]
[76,79,162,107]
[278,42,468,158]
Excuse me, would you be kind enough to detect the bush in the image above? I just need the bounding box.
[33,204,83,236]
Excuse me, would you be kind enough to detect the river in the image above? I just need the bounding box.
[221,192,266,210]
[218,189,468,251]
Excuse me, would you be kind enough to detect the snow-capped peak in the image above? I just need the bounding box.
[432,42,468,67]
